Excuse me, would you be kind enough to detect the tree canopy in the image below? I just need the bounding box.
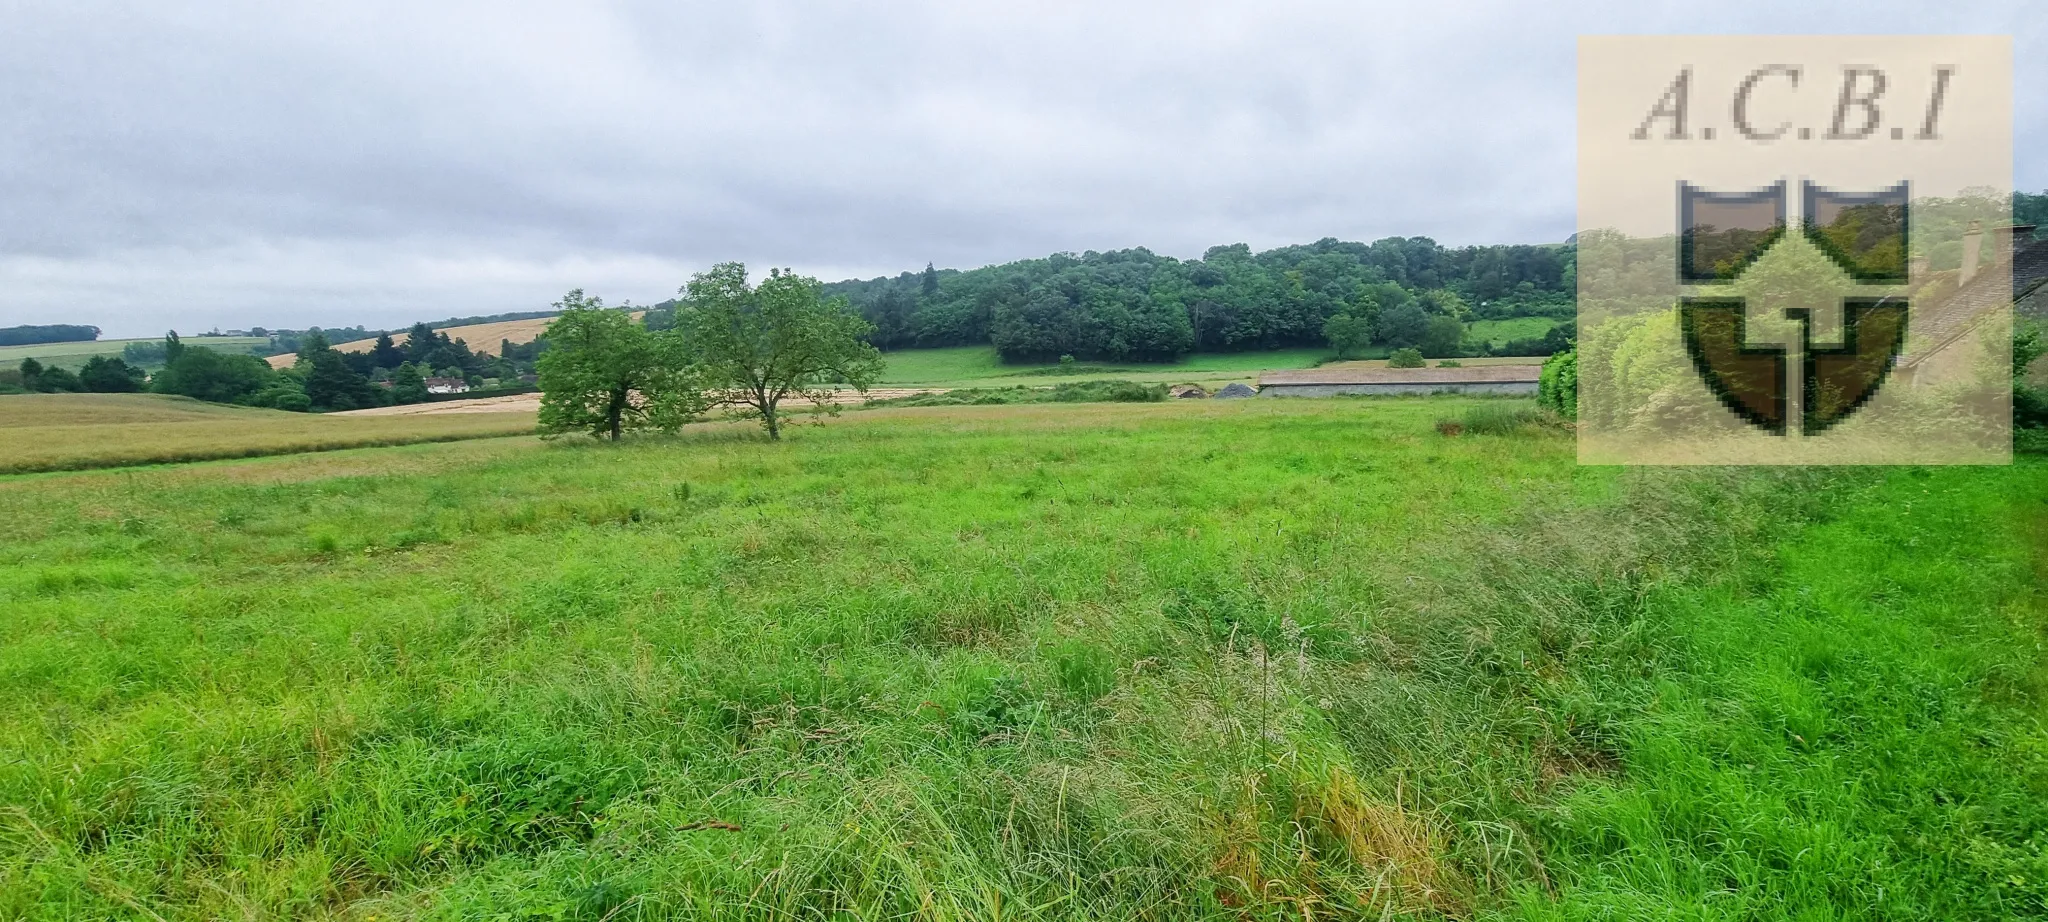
[824,236,1575,362]
[536,291,705,440]
[0,324,100,347]
[677,264,883,440]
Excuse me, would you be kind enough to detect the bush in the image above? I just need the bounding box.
[1437,359,1462,368]
[1050,380,1166,403]
[1538,349,1578,420]
[1387,348,1426,368]
[1459,403,1546,435]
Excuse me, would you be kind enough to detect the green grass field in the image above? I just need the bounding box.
[877,345,1330,389]
[0,393,536,474]
[2,397,2044,920]
[0,336,268,370]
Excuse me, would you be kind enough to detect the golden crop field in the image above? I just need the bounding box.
[0,393,536,473]
[263,313,645,369]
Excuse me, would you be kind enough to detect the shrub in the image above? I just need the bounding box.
[1387,348,1426,368]
[1050,379,1166,403]
[1538,348,1578,420]
[1437,359,1462,368]
[1459,403,1545,435]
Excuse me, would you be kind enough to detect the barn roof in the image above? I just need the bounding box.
[1259,364,1542,387]
[1900,229,2048,370]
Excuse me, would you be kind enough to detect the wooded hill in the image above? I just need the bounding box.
[818,236,1575,362]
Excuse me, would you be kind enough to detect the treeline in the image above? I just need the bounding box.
[10,322,558,411]
[0,324,101,347]
[823,237,1575,362]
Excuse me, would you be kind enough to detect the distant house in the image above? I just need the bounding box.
[424,377,470,395]
[1257,364,1541,397]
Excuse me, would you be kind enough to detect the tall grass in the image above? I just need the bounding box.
[0,398,2041,919]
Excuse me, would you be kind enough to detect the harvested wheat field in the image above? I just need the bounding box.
[0,393,535,473]
[262,313,646,369]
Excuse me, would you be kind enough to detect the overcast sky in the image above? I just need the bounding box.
[3,1,2042,337]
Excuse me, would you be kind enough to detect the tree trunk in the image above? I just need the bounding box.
[763,401,780,440]
[607,387,626,441]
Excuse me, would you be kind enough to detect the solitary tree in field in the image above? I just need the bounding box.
[676,263,883,440]
[537,290,706,440]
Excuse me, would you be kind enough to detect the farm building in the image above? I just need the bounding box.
[424,377,470,395]
[1257,364,1541,397]
[1896,224,2048,388]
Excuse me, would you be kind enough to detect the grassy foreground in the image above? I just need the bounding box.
[0,394,536,474]
[1,399,2044,920]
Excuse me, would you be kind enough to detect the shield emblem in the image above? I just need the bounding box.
[1802,182,1909,284]
[1795,299,1909,433]
[1679,299,1787,433]
[1679,181,1787,283]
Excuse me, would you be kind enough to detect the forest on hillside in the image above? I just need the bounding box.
[815,236,1576,362]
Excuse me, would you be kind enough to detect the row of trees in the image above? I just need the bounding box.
[6,329,530,411]
[540,263,880,441]
[0,324,101,347]
[11,356,146,393]
[825,237,1577,362]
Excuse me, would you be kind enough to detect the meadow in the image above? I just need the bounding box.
[0,394,536,474]
[0,336,268,371]
[1,396,2043,920]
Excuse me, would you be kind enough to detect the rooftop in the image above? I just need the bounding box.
[1259,364,1542,387]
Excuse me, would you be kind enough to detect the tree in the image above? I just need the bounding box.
[152,348,274,404]
[1376,301,1429,348]
[921,262,940,300]
[78,356,145,392]
[369,333,406,370]
[676,263,882,440]
[33,365,83,392]
[1418,315,1466,358]
[1539,349,1578,420]
[295,332,379,411]
[391,362,430,404]
[1387,347,1426,368]
[537,290,705,440]
[1322,312,1373,359]
[18,358,43,391]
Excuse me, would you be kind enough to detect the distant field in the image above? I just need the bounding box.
[878,345,1330,388]
[0,336,266,370]
[267,313,646,369]
[0,393,535,473]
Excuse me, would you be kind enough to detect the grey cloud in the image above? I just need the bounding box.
[2,0,2040,336]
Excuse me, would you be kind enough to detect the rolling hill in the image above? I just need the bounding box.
[262,313,643,369]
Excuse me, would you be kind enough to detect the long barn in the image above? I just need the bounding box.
[1257,364,1542,397]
